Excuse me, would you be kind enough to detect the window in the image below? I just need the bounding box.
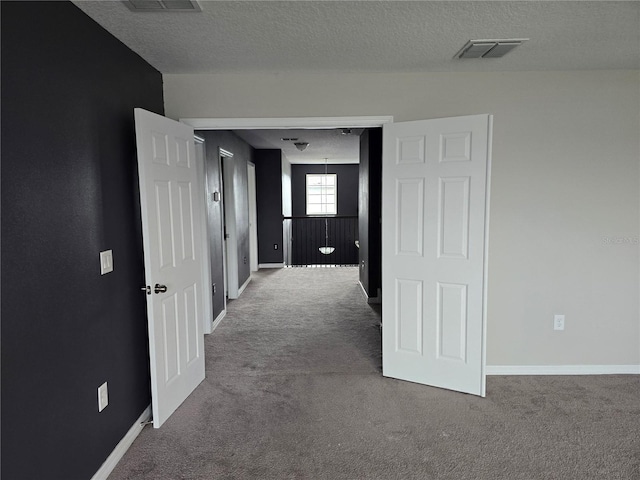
[306,174,337,215]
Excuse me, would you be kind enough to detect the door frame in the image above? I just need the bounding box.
[182,116,394,131]
[219,148,235,299]
[183,116,394,282]
[194,135,214,335]
[181,115,490,394]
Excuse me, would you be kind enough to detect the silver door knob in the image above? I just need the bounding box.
[141,286,151,295]
[154,284,168,294]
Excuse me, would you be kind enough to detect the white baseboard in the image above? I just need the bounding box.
[486,365,640,375]
[237,276,251,297]
[211,308,226,333]
[358,281,367,299]
[258,263,284,268]
[358,281,382,304]
[91,405,151,480]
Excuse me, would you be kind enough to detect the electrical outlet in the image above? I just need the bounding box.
[212,283,216,295]
[274,244,278,250]
[98,382,109,412]
[100,250,113,275]
[554,314,565,331]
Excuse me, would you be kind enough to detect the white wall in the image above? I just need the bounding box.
[165,70,640,367]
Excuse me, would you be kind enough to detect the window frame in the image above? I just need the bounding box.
[305,173,337,216]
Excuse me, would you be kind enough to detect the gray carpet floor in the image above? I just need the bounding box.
[108,267,640,480]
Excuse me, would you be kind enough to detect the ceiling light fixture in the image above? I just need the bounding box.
[281,137,299,142]
[294,142,309,151]
[455,38,528,59]
[340,129,352,135]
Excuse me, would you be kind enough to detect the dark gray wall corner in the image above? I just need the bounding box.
[254,149,284,264]
[1,2,163,479]
[358,128,383,298]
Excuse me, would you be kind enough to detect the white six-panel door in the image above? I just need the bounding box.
[134,108,206,427]
[382,114,492,397]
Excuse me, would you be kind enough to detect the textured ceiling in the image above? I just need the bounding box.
[233,129,363,164]
[73,0,639,163]
[74,1,640,74]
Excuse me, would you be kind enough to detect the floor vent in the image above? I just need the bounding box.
[123,0,201,12]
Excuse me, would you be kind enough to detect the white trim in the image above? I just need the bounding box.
[211,308,226,333]
[194,137,214,337]
[358,281,368,300]
[358,281,382,304]
[486,365,640,375]
[480,115,493,398]
[222,154,239,299]
[258,263,285,268]
[180,116,394,130]
[203,320,213,336]
[91,405,151,480]
[217,150,229,310]
[237,276,251,297]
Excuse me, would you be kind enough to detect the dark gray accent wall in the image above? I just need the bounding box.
[291,164,359,216]
[358,129,383,298]
[290,164,359,266]
[1,2,164,479]
[198,131,253,298]
[254,149,284,264]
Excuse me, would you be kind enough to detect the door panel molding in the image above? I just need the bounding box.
[134,108,206,428]
[382,114,492,397]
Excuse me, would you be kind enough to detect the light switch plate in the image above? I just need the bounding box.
[98,382,109,412]
[100,250,113,275]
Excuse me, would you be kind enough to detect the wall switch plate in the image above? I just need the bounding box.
[100,250,113,275]
[554,314,565,331]
[98,382,109,412]
[212,283,216,294]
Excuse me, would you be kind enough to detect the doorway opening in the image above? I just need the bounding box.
[189,116,390,278]
[187,115,491,398]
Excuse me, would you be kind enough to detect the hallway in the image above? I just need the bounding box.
[108,268,640,480]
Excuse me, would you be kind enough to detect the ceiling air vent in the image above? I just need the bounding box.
[123,0,202,12]
[456,39,528,59]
